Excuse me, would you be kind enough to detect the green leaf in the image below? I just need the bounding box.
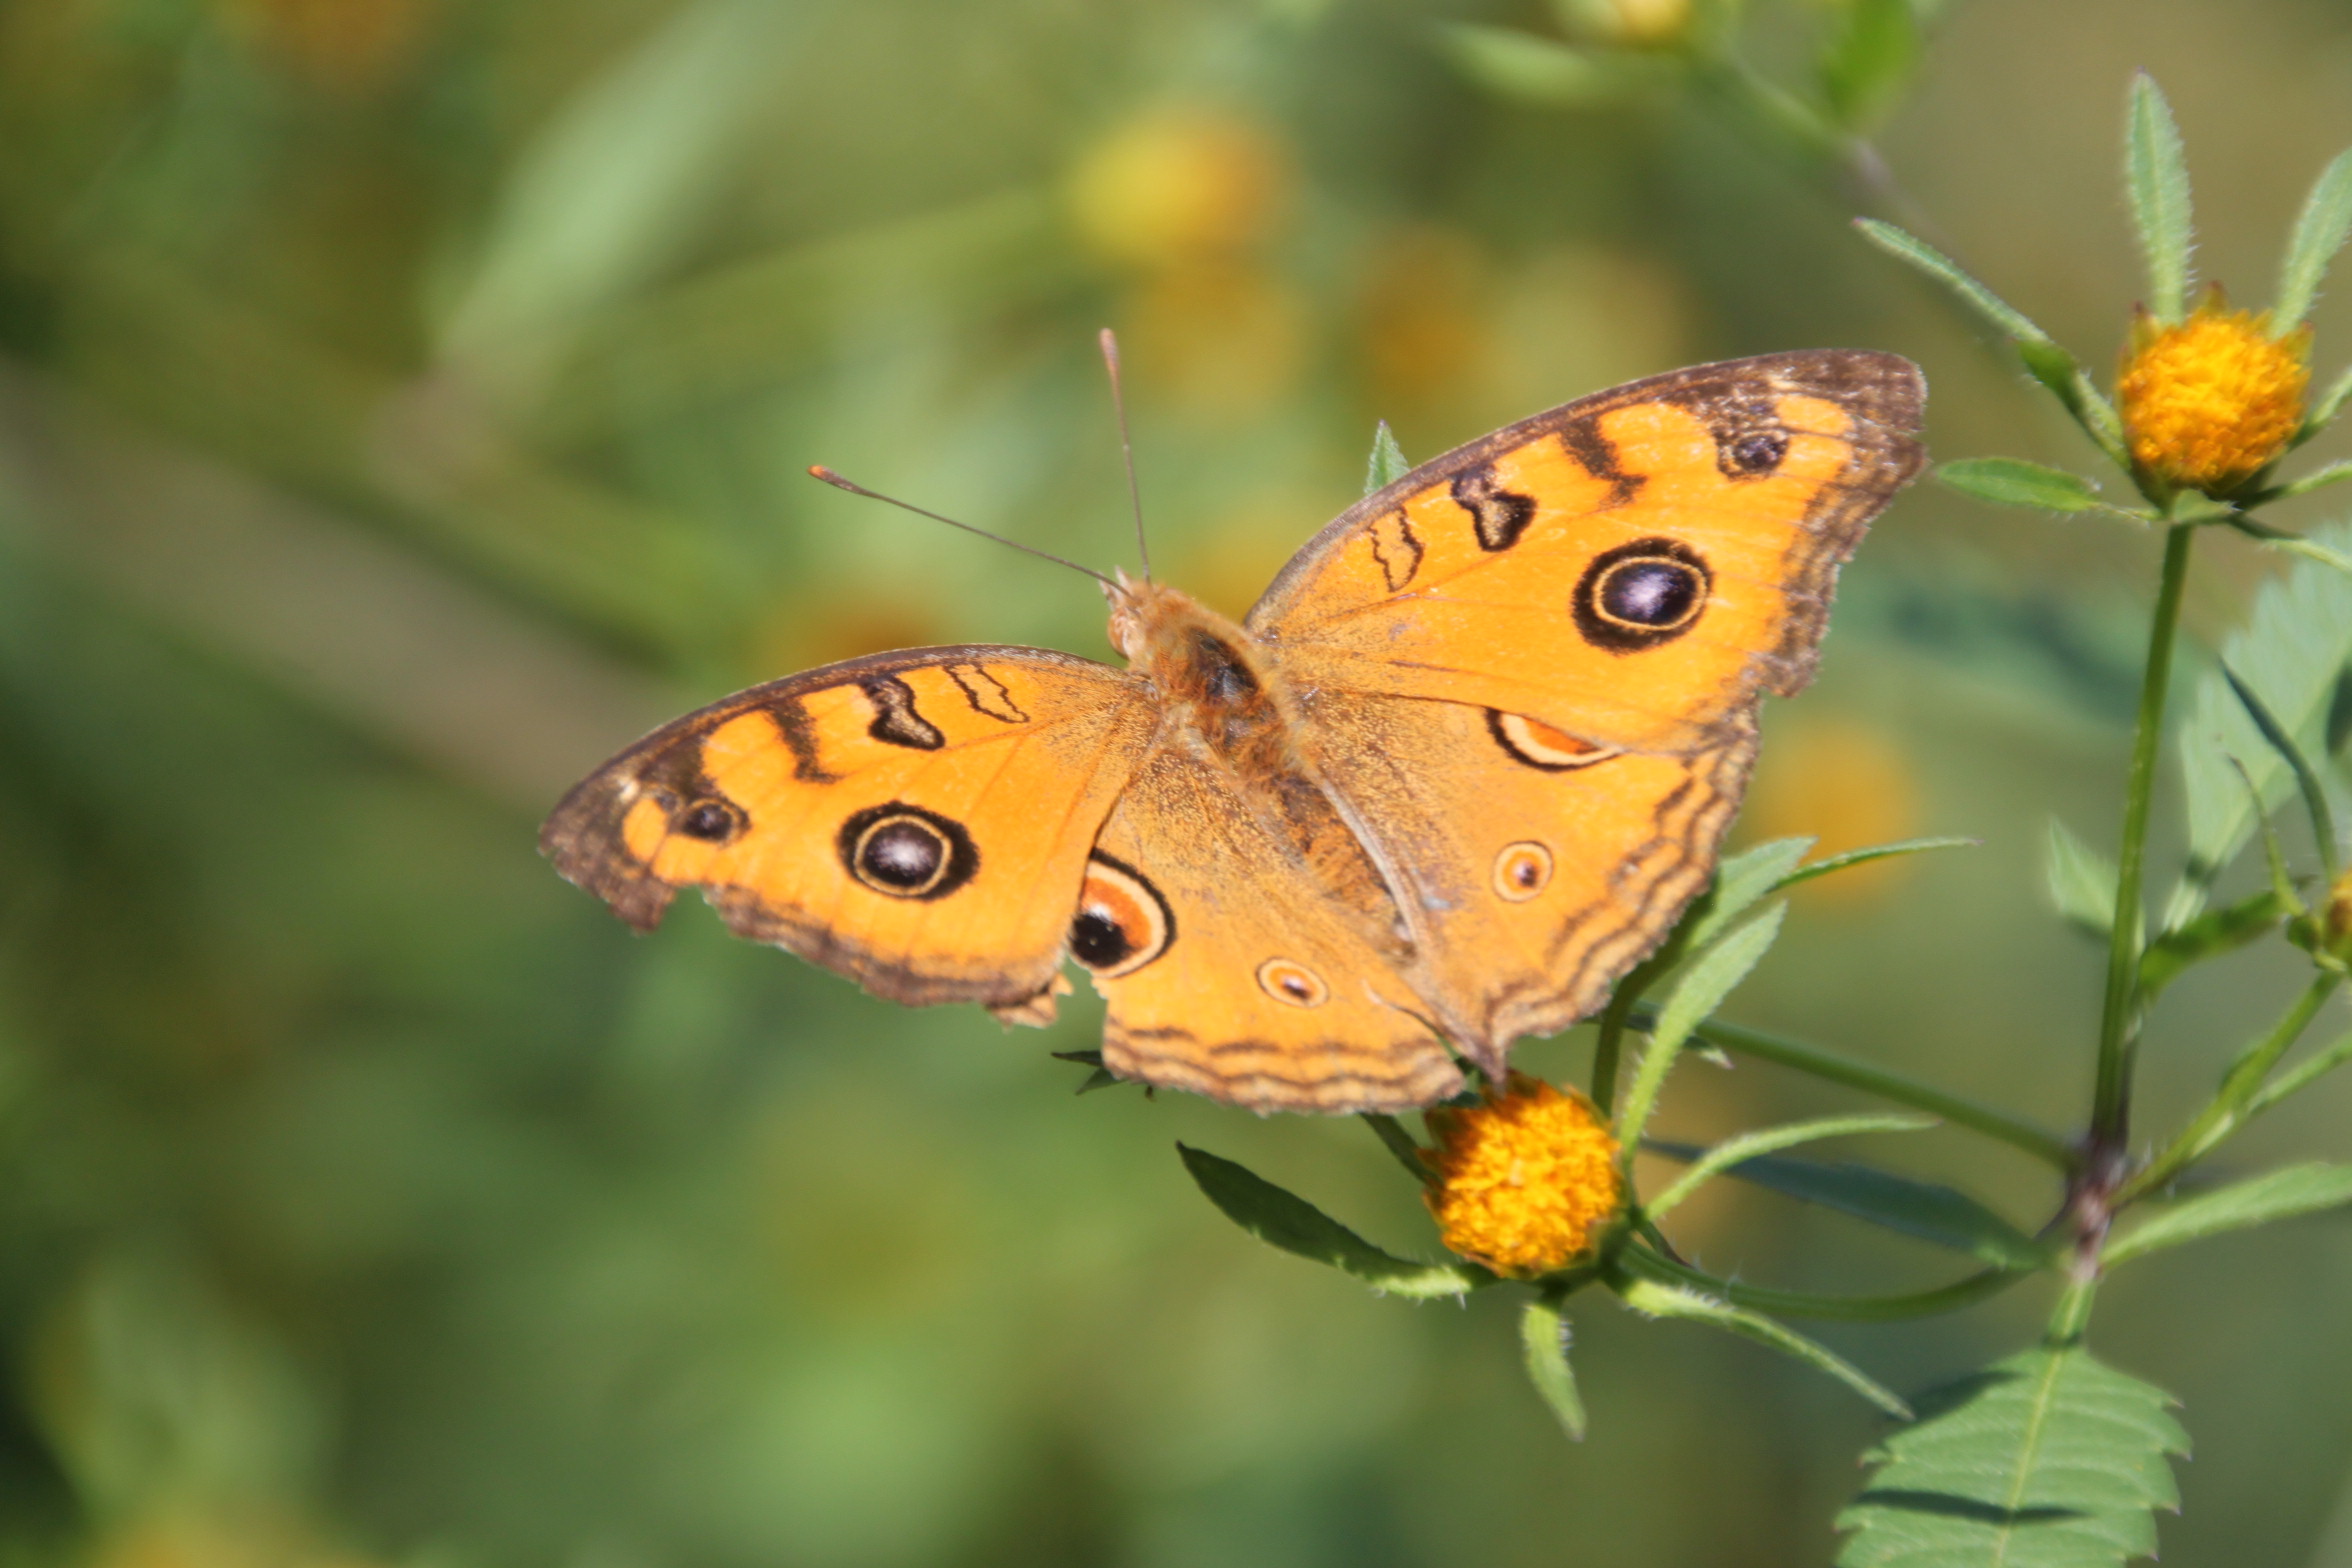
[2015,339,2131,466]
[2221,661,2339,875]
[1615,903,1786,1149]
[1838,1346,2187,1568]
[2249,1029,2352,1114]
[1684,837,1813,951]
[1646,1140,2047,1268]
[1359,1112,1436,1186]
[1855,220,2051,344]
[1176,1145,1486,1298]
[1819,0,1920,134]
[2168,520,2352,926]
[2136,887,2287,999]
[2274,147,2352,331]
[1644,1113,1935,1221]
[2106,1161,2352,1265]
[1773,836,1977,893]
[1937,458,2107,513]
[1363,422,1410,496]
[2307,361,2352,440]
[1519,1298,1587,1440]
[2256,459,2352,504]
[1439,25,1647,107]
[2125,73,2195,324]
[1618,1277,1912,1417]
[2044,819,2119,939]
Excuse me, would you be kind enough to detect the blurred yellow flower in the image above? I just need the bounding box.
[1742,716,1921,904]
[2325,864,2352,953]
[2119,292,2310,495]
[1356,226,1489,416]
[1067,108,1291,271]
[1559,0,1692,46]
[1124,260,1307,418]
[1422,1076,1621,1277]
[218,0,438,92]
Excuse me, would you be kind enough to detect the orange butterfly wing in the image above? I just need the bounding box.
[1251,351,1925,753]
[541,646,1154,1012]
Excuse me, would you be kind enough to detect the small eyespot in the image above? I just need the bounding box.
[838,803,979,900]
[1728,430,1789,473]
[1069,853,1174,977]
[675,798,744,842]
[1493,841,1554,902]
[1256,958,1329,1008]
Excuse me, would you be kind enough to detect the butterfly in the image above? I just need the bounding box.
[542,351,1925,1114]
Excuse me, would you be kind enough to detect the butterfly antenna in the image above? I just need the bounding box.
[807,467,1119,591]
[1098,328,1152,582]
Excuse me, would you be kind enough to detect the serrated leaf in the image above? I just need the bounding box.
[1838,1345,2187,1568]
[2274,147,2352,331]
[2125,73,2195,324]
[2135,887,2287,999]
[1177,1144,1484,1298]
[1774,836,1977,894]
[1520,1298,1587,1440]
[2168,520,2352,926]
[1644,1113,1935,1221]
[1440,25,1642,107]
[1616,904,1786,1149]
[2045,819,2119,939]
[1619,1277,1912,1417]
[1363,422,1410,496]
[1819,0,1920,134]
[2106,1161,2352,1265]
[1939,458,2106,513]
[1684,837,1813,951]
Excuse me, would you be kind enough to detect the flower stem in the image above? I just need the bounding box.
[2092,523,2197,1156]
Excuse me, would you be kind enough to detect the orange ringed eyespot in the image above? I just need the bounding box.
[1493,841,1554,902]
[1256,958,1329,1008]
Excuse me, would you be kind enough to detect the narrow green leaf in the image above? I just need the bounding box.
[2106,1161,2352,1265]
[2167,519,2352,926]
[1440,24,1643,107]
[2137,887,2287,999]
[1855,219,2051,344]
[2016,338,2131,466]
[1624,1245,2027,1322]
[1618,1277,1912,1417]
[2045,819,2119,939]
[1644,1113,1934,1221]
[2274,147,2352,331]
[1938,457,2106,513]
[1645,1140,2048,1269]
[1773,836,1977,893]
[2221,661,2339,874]
[1363,422,1410,496]
[2256,459,2352,503]
[2248,1030,2352,1114]
[1616,904,1787,1150]
[1359,1112,1436,1186]
[1177,1145,1486,1298]
[2125,73,2195,324]
[1838,1346,2187,1568]
[1684,837,1813,951]
[2305,360,2352,440]
[1519,1299,1587,1440]
[1818,0,1920,133]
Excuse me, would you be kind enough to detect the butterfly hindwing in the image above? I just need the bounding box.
[541,646,1155,1011]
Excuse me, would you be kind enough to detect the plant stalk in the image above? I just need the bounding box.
[2092,523,2197,1156]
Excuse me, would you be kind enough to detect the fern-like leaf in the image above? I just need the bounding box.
[1837,1346,2187,1568]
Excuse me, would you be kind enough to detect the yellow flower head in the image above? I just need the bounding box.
[2325,865,2352,954]
[2118,290,2310,494]
[1422,1076,1622,1277]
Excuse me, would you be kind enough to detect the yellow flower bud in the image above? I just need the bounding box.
[1422,1076,1622,1277]
[2118,291,2310,495]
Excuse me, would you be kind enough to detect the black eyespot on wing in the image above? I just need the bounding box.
[1068,852,1174,977]
[676,798,745,842]
[1450,464,1538,552]
[860,676,946,750]
[1572,537,1712,652]
[1727,430,1788,473]
[838,802,979,899]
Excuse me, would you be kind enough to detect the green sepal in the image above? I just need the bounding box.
[1615,903,1786,1152]
[1772,836,1977,894]
[1818,0,1919,135]
[2045,818,2120,939]
[1937,457,2107,513]
[1616,1276,1912,1418]
[1837,1345,2186,1568]
[2125,72,2195,324]
[1363,421,1410,496]
[1645,1140,2048,1269]
[1519,1298,1588,1440]
[2106,1160,2352,1265]
[1642,1112,1933,1221]
[1176,1144,1489,1298]
[2273,145,2352,332]
[2136,887,2288,1000]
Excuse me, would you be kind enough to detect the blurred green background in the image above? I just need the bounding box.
[4,0,2352,1564]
